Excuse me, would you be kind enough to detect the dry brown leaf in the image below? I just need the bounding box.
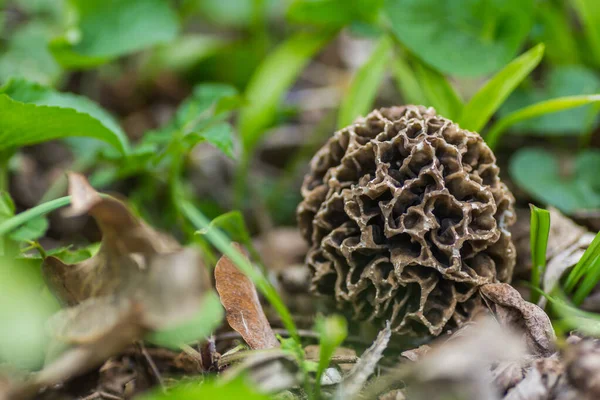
[401,344,433,362]
[480,283,556,357]
[215,244,279,350]
[26,174,215,397]
[43,173,179,306]
[564,339,600,398]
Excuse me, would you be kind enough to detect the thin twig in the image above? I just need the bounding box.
[138,342,165,392]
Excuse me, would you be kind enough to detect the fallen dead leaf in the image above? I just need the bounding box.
[564,338,600,398]
[480,283,556,357]
[401,344,432,362]
[215,244,279,350]
[13,174,218,398]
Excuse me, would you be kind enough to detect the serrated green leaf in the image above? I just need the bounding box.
[239,31,334,153]
[186,123,235,159]
[50,0,179,68]
[338,36,392,128]
[412,58,463,120]
[383,0,535,77]
[509,149,600,213]
[459,44,545,133]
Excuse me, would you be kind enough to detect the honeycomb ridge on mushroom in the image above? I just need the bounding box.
[297,105,516,336]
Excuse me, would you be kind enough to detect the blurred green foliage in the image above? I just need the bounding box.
[0,0,600,395]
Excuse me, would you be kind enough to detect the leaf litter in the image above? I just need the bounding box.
[3,176,600,400]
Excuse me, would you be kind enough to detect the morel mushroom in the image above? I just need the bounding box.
[297,105,516,336]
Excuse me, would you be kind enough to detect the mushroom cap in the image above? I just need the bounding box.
[297,105,516,336]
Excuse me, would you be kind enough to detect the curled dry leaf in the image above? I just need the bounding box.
[43,173,180,306]
[334,321,391,400]
[564,339,600,398]
[215,244,279,350]
[480,283,556,357]
[504,357,567,400]
[28,174,215,396]
[367,317,526,400]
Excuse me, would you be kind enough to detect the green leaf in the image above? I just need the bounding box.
[141,34,227,78]
[0,95,129,154]
[571,0,600,67]
[0,78,125,139]
[383,0,535,76]
[391,54,428,106]
[487,93,600,149]
[0,257,60,370]
[185,123,235,159]
[412,59,463,120]
[338,36,392,128]
[533,3,580,65]
[509,149,600,214]
[494,66,600,141]
[197,210,251,245]
[8,216,48,242]
[50,0,179,68]
[138,376,270,400]
[313,315,347,397]
[176,83,240,133]
[529,204,550,304]
[287,0,383,28]
[147,292,224,349]
[459,44,545,133]
[238,31,334,153]
[0,21,62,85]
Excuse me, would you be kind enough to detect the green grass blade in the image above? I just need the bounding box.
[391,54,427,106]
[0,196,71,237]
[179,199,300,343]
[337,36,392,128]
[572,254,600,305]
[459,44,545,133]
[313,315,347,398]
[571,0,600,67]
[529,204,551,303]
[413,59,463,120]
[238,31,334,154]
[485,94,600,150]
[564,231,600,293]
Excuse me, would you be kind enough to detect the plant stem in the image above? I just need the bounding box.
[0,196,72,237]
[179,198,300,342]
